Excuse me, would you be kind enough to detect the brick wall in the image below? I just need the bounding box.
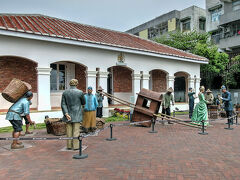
[0,57,38,92]
[75,64,86,92]
[174,72,188,78]
[152,70,167,92]
[113,66,132,92]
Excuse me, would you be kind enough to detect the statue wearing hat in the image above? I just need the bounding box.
[162,87,174,124]
[61,79,85,150]
[6,91,35,149]
[205,89,214,109]
[188,87,196,118]
[82,86,98,133]
[95,86,104,118]
[220,85,233,123]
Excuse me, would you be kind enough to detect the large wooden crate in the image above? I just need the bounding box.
[2,78,32,103]
[209,105,218,119]
[44,118,66,136]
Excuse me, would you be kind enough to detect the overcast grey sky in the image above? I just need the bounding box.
[1,0,205,31]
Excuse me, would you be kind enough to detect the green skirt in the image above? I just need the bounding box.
[191,101,209,126]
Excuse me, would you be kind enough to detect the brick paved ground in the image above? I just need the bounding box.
[0,116,240,180]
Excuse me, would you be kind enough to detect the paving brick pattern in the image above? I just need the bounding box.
[0,117,240,180]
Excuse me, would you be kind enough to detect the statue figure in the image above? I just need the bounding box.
[82,86,98,133]
[95,86,104,118]
[61,79,85,150]
[191,86,209,126]
[6,91,35,149]
[162,87,175,124]
[188,87,196,118]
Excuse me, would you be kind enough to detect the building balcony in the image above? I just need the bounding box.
[219,33,240,49]
[220,9,240,25]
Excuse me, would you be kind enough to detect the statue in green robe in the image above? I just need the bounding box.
[191,86,209,126]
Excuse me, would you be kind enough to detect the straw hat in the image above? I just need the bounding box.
[97,86,104,91]
[206,89,212,93]
[167,87,174,93]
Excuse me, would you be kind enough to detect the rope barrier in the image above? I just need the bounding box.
[4,113,236,159]
[0,137,79,141]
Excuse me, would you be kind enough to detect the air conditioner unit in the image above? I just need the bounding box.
[224,27,230,32]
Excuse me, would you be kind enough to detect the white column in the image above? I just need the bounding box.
[188,77,195,91]
[86,70,97,94]
[37,67,51,111]
[168,75,175,106]
[99,71,109,117]
[149,71,153,90]
[167,75,175,90]
[132,73,141,102]
[195,77,201,93]
[142,74,150,90]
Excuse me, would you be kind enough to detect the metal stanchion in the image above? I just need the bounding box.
[198,120,208,135]
[173,110,176,117]
[236,114,238,125]
[73,135,88,159]
[106,124,117,141]
[224,117,233,130]
[149,118,158,133]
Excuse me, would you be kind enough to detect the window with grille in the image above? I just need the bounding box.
[233,0,240,11]
[199,19,206,31]
[50,63,66,91]
[210,8,222,22]
[182,19,191,32]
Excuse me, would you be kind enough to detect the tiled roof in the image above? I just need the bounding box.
[0,14,208,62]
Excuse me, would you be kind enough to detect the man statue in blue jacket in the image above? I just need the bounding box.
[220,85,233,124]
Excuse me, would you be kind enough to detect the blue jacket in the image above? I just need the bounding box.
[222,91,233,111]
[6,97,31,121]
[84,94,98,111]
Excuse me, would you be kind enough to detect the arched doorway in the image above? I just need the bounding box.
[0,56,38,111]
[50,61,87,109]
[107,66,133,105]
[150,69,168,93]
[174,72,189,102]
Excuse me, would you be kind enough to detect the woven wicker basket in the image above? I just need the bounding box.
[2,78,32,103]
[51,121,66,136]
[96,118,105,129]
[44,118,66,136]
[44,118,60,134]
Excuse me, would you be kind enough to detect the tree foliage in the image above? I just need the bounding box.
[223,55,240,88]
[155,31,209,52]
[154,31,230,88]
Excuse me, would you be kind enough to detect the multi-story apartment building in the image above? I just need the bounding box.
[126,6,206,40]
[206,0,240,57]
